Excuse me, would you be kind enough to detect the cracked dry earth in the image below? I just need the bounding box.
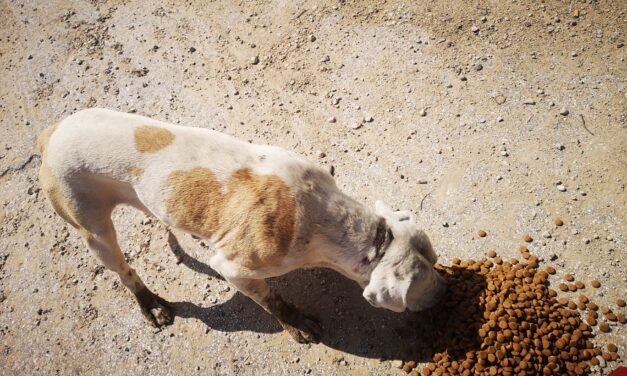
[0,0,625,375]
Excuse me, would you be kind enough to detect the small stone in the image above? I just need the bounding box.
[471,25,479,33]
[543,231,552,238]
[497,116,504,122]
[442,222,449,228]
[555,143,565,150]
[419,108,427,117]
[364,115,374,123]
[309,34,316,42]
[557,184,566,192]
[188,47,196,53]
[475,63,483,71]
[523,98,536,105]
[418,179,428,184]
[317,151,326,158]
[339,360,347,366]
[327,116,336,123]
[501,150,509,157]
[560,108,569,116]
[477,229,487,237]
[350,123,363,130]
[251,56,260,65]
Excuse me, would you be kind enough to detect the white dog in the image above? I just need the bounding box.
[37,108,446,343]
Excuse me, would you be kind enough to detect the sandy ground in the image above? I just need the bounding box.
[0,0,625,375]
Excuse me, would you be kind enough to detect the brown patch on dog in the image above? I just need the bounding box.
[167,167,296,269]
[127,166,144,177]
[134,125,174,153]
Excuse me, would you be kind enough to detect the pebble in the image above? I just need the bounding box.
[419,108,427,117]
[364,115,374,123]
[523,98,536,105]
[557,184,566,192]
[560,108,569,116]
[442,222,449,228]
[418,179,428,184]
[471,25,479,33]
[497,116,504,122]
[350,123,363,130]
[327,116,336,123]
[543,231,552,238]
[317,151,326,158]
[475,63,483,71]
[309,34,316,42]
[251,55,260,65]
[555,143,565,150]
[523,234,533,242]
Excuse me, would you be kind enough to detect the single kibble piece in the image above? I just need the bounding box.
[565,274,574,282]
[478,229,487,237]
[586,317,597,326]
[617,299,626,307]
[559,283,569,292]
[554,218,564,226]
[587,302,598,311]
[545,266,556,275]
[601,307,611,314]
[578,295,588,303]
[568,284,577,292]
[522,233,533,242]
[617,313,626,324]
[487,249,497,258]
[575,281,585,289]
[606,313,617,322]
[599,323,610,333]
[606,344,618,353]
[591,280,601,288]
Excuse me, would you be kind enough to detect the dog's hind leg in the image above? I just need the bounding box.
[225,277,321,343]
[81,214,173,327]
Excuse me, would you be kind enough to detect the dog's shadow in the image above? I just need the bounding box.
[167,234,486,362]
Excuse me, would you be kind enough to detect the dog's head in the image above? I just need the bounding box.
[362,200,446,312]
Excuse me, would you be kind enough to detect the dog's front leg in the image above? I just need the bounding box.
[226,277,322,343]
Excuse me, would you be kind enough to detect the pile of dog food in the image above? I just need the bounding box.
[401,236,624,375]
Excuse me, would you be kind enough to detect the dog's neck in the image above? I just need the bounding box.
[312,191,386,286]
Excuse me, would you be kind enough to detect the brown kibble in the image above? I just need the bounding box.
[587,302,598,311]
[554,218,563,226]
[578,295,588,303]
[586,317,597,326]
[618,313,626,324]
[599,323,610,333]
[617,299,626,307]
[591,280,601,288]
[522,233,533,242]
[568,284,577,292]
[601,307,611,314]
[545,266,556,275]
[487,249,496,258]
[565,274,574,282]
[575,281,585,289]
[607,344,618,353]
[452,257,461,265]
[477,229,487,237]
[606,313,617,322]
[402,363,412,373]
[559,283,569,292]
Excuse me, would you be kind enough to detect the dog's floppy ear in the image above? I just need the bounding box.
[365,217,393,264]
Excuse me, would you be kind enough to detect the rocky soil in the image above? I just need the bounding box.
[0,0,625,375]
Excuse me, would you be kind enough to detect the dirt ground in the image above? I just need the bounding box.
[0,0,625,375]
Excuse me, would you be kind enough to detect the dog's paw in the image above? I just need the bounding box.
[135,289,174,327]
[282,314,322,344]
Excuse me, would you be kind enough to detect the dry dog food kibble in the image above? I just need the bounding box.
[522,233,533,242]
[478,229,487,237]
[554,218,564,226]
[591,280,601,288]
[617,299,626,308]
[402,247,623,376]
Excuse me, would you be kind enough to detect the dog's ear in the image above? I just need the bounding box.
[365,218,392,264]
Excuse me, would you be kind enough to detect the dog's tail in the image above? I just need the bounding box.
[37,123,59,155]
